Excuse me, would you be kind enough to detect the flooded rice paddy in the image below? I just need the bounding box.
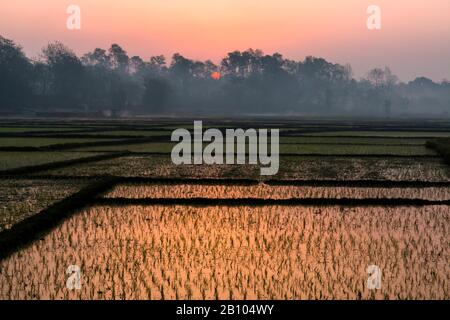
[105,183,450,201]
[2,120,450,300]
[1,205,448,300]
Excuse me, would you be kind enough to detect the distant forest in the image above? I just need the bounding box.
[1,35,449,117]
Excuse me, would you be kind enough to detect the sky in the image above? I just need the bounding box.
[1,0,449,81]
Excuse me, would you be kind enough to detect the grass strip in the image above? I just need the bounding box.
[0,152,129,176]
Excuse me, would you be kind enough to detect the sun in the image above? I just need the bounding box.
[211,71,221,80]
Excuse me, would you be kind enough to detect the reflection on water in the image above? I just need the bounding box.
[0,205,448,299]
[105,184,450,201]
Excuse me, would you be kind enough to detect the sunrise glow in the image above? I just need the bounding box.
[0,0,450,80]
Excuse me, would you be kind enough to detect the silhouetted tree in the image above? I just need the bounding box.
[108,44,129,73]
[41,41,84,108]
[0,36,32,110]
[1,36,449,117]
[142,77,170,112]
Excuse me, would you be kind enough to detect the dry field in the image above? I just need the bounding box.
[33,155,450,182]
[0,179,88,232]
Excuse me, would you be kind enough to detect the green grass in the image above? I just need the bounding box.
[279,144,435,155]
[280,136,426,145]
[0,152,103,171]
[0,127,91,133]
[70,130,170,137]
[302,131,450,137]
[0,137,122,148]
[73,142,174,152]
[141,125,303,132]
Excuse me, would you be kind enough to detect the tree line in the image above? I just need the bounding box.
[1,35,449,117]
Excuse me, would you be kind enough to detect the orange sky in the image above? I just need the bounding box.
[1,0,449,81]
